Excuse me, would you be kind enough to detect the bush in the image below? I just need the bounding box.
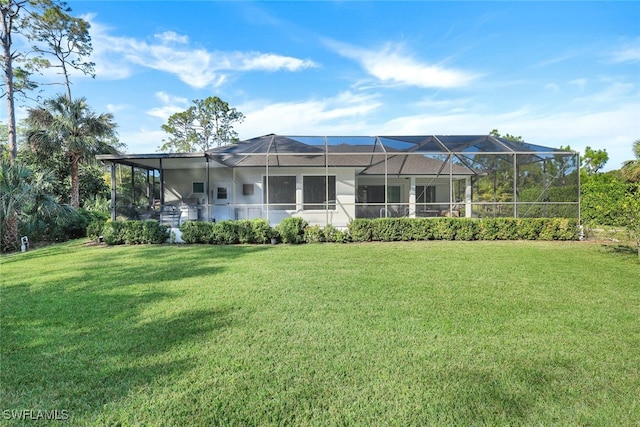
[412,218,436,240]
[348,219,373,242]
[180,221,213,244]
[102,220,169,245]
[516,218,545,240]
[215,221,240,245]
[277,217,308,244]
[323,224,349,243]
[345,217,579,242]
[304,225,325,243]
[250,219,272,244]
[142,220,170,244]
[432,218,456,240]
[454,218,478,241]
[102,221,125,245]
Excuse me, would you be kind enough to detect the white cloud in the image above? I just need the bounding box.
[328,40,478,89]
[86,16,317,89]
[236,91,382,136]
[238,53,317,72]
[609,38,640,63]
[106,103,129,113]
[146,91,190,120]
[119,128,167,153]
[155,31,189,44]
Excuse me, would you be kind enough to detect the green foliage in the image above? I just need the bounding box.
[347,217,579,242]
[179,219,276,245]
[323,224,350,243]
[581,173,629,227]
[348,218,374,242]
[277,217,308,244]
[372,218,404,241]
[582,146,609,175]
[179,221,214,244]
[1,159,75,251]
[236,220,255,244]
[432,218,457,240]
[411,218,436,240]
[303,225,325,243]
[25,4,95,100]
[159,96,245,152]
[215,221,240,245]
[250,219,272,244]
[101,221,124,245]
[102,220,169,245]
[25,95,119,208]
[454,218,478,241]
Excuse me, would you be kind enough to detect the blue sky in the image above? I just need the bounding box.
[19,1,640,170]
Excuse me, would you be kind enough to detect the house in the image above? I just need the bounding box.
[97,134,580,227]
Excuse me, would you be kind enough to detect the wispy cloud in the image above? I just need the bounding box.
[87,16,317,89]
[237,91,382,136]
[146,91,189,120]
[608,38,640,63]
[238,53,317,72]
[327,40,479,89]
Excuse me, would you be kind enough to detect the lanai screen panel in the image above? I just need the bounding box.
[516,151,580,218]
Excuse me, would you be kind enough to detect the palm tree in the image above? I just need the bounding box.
[621,139,640,183]
[0,159,73,252]
[26,95,118,208]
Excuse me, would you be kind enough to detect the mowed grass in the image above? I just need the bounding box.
[1,240,639,426]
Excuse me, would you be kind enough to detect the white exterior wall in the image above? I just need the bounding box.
[226,166,356,227]
[162,164,470,225]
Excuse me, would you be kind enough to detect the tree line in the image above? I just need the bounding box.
[0,0,245,251]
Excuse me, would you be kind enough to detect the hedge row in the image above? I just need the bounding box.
[180,219,273,244]
[348,217,579,242]
[99,217,579,245]
[101,220,170,245]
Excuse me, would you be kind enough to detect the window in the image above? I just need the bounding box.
[263,176,296,210]
[192,182,205,193]
[303,176,336,210]
[217,187,228,200]
[242,184,254,196]
[416,185,436,204]
[357,185,401,203]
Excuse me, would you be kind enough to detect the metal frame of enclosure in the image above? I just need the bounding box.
[97,135,580,227]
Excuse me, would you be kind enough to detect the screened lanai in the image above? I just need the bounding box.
[98,134,580,227]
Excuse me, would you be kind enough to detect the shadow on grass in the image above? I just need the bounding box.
[0,243,270,422]
[600,243,639,261]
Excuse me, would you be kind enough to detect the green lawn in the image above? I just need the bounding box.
[1,240,639,426]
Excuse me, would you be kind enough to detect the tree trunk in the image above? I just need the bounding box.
[1,6,17,163]
[70,153,80,208]
[1,212,19,252]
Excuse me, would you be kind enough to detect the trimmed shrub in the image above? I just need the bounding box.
[277,217,308,244]
[432,218,456,240]
[304,225,325,243]
[142,220,170,244]
[412,218,436,240]
[215,221,240,245]
[372,218,403,242]
[235,220,255,244]
[323,224,350,243]
[123,220,144,244]
[348,219,373,242]
[250,219,272,244]
[516,218,544,240]
[102,221,125,245]
[454,218,478,241]
[179,221,213,244]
